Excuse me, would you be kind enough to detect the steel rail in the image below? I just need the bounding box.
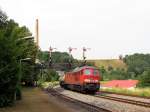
[99,91,150,99]
[95,95,150,108]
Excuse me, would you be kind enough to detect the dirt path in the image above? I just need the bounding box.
[0,88,75,112]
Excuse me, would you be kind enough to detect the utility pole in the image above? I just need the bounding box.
[49,46,57,67]
[82,47,90,65]
[68,47,77,69]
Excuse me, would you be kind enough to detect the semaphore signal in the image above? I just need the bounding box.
[68,47,77,57]
[68,47,77,68]
[82,47,91,65]
[49,46,57,67]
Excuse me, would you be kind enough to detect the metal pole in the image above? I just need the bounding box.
[15,59,22,100]
[83,47,86,62]
[82,47,90,65]
[49,46,52,67]
[68,47,72,63]
[68,47,76,69]
[19,60,22,83]
[49,46,56,67]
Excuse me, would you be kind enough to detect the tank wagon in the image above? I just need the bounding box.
[60,66,101,93]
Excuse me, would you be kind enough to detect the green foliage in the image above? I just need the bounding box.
[99,66,106,74]
[85,62,95,66]
[47,69,59,81]
[101,53,150,87]
[37,51,78,71]
[37,51,49,62]
[100,66,128,80]
[52,52,71,63]
[21,63,38,86]
[88,59,126,70]
[107,65,113,71]
[0,9,7,28]
[40,69,60,82]
[138,69,150,87]
[38,51,74,63]
[39,81,59,89]
[123,53,150,87]
[0,14,19,106]
[0,9,38,107]
[101,87,150,97]
[109,68,128,80]
[123,54,150,76]
[99,66,106,81]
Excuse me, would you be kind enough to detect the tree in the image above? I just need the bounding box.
[108,65,113,71]
[138,69,150,87]
[37,51,49,62]
[0,9,7,28]
[123,53,150,77]
[101,67,129,80]
[0,9,38,107]
[38,51,76,63]
[40,69,59,82]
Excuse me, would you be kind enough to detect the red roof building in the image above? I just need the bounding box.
[102,80,139,89]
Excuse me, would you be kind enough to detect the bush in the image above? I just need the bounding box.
[0,9,37,107]
[99,66,106,74]
[108,65,113,71]
[39,81,59,89]
[41,69,60,82]
[138,69,150,87]
[102,67,129,80]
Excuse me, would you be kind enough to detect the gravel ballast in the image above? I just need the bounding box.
[54,86,150,112]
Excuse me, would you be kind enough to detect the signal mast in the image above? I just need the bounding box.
[82,47,90,65]
[68,47,77,68]
[49,46,57,67]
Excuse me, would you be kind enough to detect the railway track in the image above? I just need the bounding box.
[95,94,150,108]
[46,88,113,112]
[99,91,150,99]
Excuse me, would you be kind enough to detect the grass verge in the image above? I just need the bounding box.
[101,87,150,97]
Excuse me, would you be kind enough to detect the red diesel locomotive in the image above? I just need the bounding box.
[60,66,101,93]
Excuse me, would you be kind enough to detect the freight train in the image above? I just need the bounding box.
[60,66,101,93]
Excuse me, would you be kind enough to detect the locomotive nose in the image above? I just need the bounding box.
[84,78,99,83]
[84,79,98,83]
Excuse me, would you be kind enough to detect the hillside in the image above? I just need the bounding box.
[87,59,127,69]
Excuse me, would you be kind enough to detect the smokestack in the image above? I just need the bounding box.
[36,19,39,47]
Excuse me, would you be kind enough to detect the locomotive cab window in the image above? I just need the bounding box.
[93,70,99,75]
[84,69,91,75]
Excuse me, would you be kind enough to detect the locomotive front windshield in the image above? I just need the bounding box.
[84,69,99,75]
[93,70,99,75]
[84,69,91,75]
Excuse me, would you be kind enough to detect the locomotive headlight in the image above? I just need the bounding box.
[84,79,90,82]
[84,79,99,83]
[94,80,99,83]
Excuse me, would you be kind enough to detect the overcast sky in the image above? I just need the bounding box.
[1,0,150,59]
